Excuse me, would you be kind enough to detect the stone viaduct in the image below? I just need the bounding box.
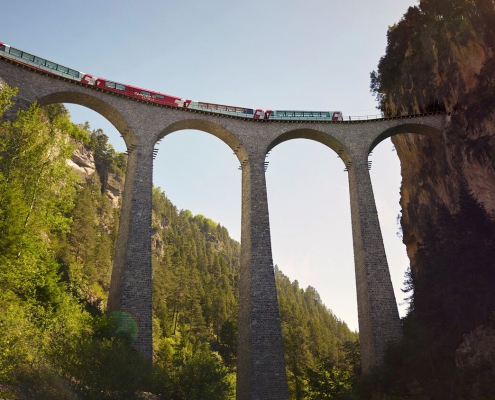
[0,57,448,400]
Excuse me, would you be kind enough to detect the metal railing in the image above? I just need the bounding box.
[347,114,385,121]
[346,109,446,121]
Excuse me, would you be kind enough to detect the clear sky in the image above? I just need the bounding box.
[2,0,419,331]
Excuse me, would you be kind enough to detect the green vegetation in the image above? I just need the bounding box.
[276,268,359,399]
[0,84,358,399]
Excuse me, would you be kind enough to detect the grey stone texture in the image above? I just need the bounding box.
[0,58,449,396]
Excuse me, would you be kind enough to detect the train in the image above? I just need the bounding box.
[0,42,343,122]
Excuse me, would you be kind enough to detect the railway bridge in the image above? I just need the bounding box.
[0,57,448,400]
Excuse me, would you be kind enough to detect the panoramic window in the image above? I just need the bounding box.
[9,48,22,57]
[34,56,46,66]
[105,81,116,89]
[116,84,125,91]
[46,61,57,69]
[155,94,164,99]
[57,65,69,73]
[21,52,34,62]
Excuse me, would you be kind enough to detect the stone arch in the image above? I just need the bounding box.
[36,91,137,147]
[158,118,248,164]
[264,126,358,351]
[369,122,443,154]
[267,127,352,166]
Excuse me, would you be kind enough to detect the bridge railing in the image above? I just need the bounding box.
[347,114,385,121]
[346,109,447,121]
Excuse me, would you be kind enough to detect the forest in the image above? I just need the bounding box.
[0,83,359,399]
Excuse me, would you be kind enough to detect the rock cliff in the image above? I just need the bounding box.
[372,1,495,272]
[365,3,495,394]
[68,139,124,208]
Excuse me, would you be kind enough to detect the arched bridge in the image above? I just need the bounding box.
[0,57,448,400]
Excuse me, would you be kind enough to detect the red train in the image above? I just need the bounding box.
[0,41,343,121]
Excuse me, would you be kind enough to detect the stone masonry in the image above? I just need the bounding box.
[0,57,448,398]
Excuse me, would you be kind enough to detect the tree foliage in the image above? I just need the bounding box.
[276,267,359,399]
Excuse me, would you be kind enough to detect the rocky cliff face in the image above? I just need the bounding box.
[372,2,495,272]
[68,139,124,208]
[68,139,96,180]
[368,3,495,393]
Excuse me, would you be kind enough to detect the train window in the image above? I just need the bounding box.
[22,52,35,62]
[141,91,151,96]
[227,106,236,112]
[116,84,126,91]
[68,69,79,78]
[218,105,227,111]
[295,112,303,117]
[46,61,57,69]
[57,65,69,73]
[155,94,165,99]
[198,102,208,108]
[303,112,313,116]
[322,112,330,117]
[9,48,22,57]
[34,57,46,66]
[245,109,254,114]
[105,81,116,89]
[0,45,5,51]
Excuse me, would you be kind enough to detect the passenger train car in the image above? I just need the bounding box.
[0,42,343,121]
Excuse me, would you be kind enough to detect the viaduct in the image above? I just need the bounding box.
[0,57,448,400]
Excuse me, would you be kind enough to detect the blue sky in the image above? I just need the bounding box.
[2,0,419,330]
